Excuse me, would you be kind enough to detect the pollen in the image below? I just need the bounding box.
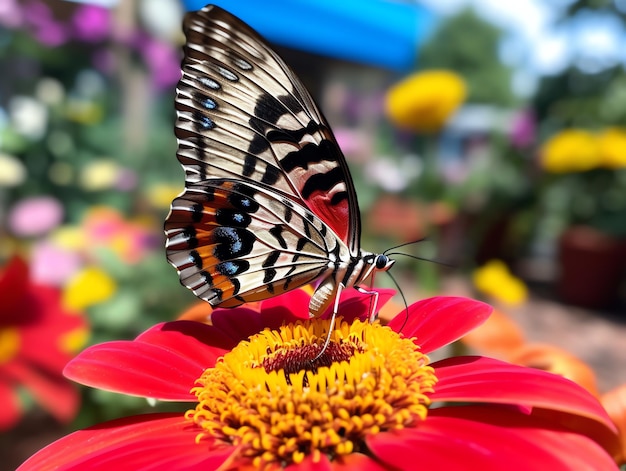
[185,318,437,469]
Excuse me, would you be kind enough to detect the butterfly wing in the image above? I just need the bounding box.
[174,5,362,253]
[165,178,348,307]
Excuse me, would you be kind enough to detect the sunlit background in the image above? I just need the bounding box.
[1,0,626,468]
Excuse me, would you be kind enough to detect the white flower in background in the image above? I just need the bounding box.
[139,0,184,41]
[365,154,422,192]
[9,96,48,140]
[35,77,65,107]
[0,153,26,187]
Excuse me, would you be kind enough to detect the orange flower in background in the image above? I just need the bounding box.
[0,256,89,430]
[510,344,600,398]
[597,127,626,169]
[81,206,158,264]
[539,129,600,173]
[459,308,601,398]
[384,70,466,133]
[461,308,525,357]
[602,385,626,464]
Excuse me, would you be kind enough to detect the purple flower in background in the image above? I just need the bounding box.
[24,0,68,47]
[114,167,138,191]
[139,36,181,90]
[509,108,536,149]
[8,196,64,237]
[72,4,110,43]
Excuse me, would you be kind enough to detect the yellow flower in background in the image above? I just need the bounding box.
[59,327,90,355]
[79,159,121,191]
[540,129,600,173]
[472,259,528,306]
[65,99,103,125]
[384,70,466,133]
[597,127,626,169]
[146,183,182,209]
[63,266,117,311]
[50,225,87,250]
[0,153,27,187]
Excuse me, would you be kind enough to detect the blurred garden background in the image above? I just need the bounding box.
[1,0,626,468]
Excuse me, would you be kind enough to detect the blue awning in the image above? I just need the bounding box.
[181,1,436,72]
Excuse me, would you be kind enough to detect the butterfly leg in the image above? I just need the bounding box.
[355,285,380,323]
[313,282,345,360]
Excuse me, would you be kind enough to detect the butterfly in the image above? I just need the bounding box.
[165,5,395,323]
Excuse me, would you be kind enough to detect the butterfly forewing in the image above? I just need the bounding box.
[174,5,361,250]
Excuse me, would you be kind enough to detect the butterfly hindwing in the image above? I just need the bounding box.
[174,5,361,252]
[165,179,348,307]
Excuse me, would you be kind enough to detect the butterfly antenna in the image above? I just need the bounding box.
[384,270,410,333]
[383,238,426,255]
[385,252,456,269]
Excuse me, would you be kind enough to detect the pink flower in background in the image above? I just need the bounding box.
[510,108,536,149]
[71,4,110,43]
[8,196,64,237]
[30,241,82,286]
[0,0,23,28]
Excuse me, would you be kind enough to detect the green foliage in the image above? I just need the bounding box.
[418,8,516,106]
[533,65,626,127]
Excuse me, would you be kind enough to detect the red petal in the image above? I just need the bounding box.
[284,454,331,470]
[330,453,390,470]
[261,289,312,324]
[431,356,617,434]
[0,383,21,430]
[367,407,618,470]
[388,297,492,353]
[135,320,233,355]
[4,362,79,423]
[321,288,396,322]
[210,308,268,344]
[16,413,234,471]
[0,255,29,319]
[64,322,226,400]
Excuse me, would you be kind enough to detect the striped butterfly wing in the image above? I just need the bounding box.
[166,5,369,316]
[166,178,350,308]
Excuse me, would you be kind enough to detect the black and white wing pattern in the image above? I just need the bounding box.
[165,5,394,318]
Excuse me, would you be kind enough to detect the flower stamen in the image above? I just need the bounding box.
[186,318,436,469]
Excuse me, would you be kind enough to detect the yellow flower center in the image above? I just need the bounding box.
[0,327,21,364]
[186,318,436,468]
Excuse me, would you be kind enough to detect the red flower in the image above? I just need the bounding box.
[18,290,619,470]
[0,256,88,430]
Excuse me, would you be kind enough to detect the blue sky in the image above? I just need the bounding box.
[420,0,626,95]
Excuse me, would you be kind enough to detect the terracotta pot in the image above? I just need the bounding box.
[557,225,626,309]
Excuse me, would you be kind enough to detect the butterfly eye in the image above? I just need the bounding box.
[375,254,389,270]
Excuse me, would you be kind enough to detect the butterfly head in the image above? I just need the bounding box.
[358,253,395,284]
[374,254,395,271]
